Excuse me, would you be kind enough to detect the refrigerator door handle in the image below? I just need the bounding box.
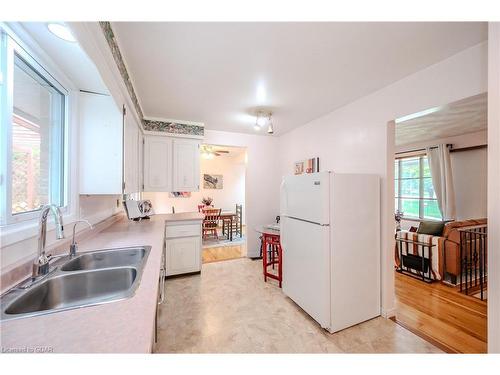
[280,178,288,216]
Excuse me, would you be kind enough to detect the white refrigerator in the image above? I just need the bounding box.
[280,171,380,333]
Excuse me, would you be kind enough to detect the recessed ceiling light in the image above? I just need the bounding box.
[47,23,76,42]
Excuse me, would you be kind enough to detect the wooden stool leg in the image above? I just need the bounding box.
[278,243,282,288]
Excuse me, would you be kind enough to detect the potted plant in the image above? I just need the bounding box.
[202,197,213,207]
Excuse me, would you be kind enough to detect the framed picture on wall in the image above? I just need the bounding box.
[204,174,223,189]
[294,161,305,175]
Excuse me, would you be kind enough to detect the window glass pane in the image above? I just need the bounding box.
[11,54,64,214]
[423,157,431,177]
[400,157,420,178]
[423,200,442,220]
[423,177,437,198]
[395,198,399,213]
[400,198,419,218]
[394,178,399,196]
[394,160,399,179]
[400,178,419,198]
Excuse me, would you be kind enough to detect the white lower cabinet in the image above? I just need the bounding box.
[165,222,202,276]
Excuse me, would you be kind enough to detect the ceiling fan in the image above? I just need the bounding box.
[200,145,229,159]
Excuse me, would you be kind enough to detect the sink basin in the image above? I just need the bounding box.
[1,245,151,321]
[60,247,146,271]
[4,267,137,316]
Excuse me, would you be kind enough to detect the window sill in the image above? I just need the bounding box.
[0,212,77,248]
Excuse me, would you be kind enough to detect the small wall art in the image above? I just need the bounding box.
[294,157,319,175]
[203,174,223,189]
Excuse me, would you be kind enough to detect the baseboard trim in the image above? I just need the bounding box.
[390,316,457,354]
[381,307,397,318]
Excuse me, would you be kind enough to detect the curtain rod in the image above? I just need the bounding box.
[395,143,487,155]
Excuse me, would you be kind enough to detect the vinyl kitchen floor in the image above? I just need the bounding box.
[155,258,441,353]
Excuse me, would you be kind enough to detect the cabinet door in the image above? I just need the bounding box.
[143,136,172,192]
[123,105,140,194]
[165,236,201,276]
[79,92,123,194]
[172,139,200,192]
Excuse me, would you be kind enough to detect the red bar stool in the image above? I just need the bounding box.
[262,233,282,287]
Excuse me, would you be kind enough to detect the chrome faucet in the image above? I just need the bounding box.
[33,204,65,278]
[69,220,93,257]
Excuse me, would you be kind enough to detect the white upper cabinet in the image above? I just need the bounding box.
[172,138,200,192]
[143,135,201,192]
[143,135,173,192]
[79,92,123,195]
[123,105,140,194]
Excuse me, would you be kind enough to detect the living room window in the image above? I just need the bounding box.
[394,155,442,220]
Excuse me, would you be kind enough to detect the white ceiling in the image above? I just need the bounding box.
[112,22,487,136]
[21,22,108,94]
[395,93,487,146]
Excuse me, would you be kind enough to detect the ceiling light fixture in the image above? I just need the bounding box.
[267,117,274,134]
[47,23,76,42]
[254,111,274,134]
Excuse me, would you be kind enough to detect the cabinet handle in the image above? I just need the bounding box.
[158,269,166,305]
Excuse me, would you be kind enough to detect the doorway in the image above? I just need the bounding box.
[198,144,247,263]
[389,93,488,353]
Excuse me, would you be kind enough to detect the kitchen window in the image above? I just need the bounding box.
[0,28,68,225]
[394,155,442,220]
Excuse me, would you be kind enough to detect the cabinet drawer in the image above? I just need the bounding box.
[165,223,200,238]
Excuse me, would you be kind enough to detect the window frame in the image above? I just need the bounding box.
[395,154,442,221]
[0,26,70,226]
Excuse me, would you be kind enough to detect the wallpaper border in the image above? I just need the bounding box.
[98,22,204,137]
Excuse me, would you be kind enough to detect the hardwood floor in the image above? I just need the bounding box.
[394,272,487,353]
[202,225,246,264]
[202,246,243,263]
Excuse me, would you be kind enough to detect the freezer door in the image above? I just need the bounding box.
[281,216,330,329]
[280,172,330,225]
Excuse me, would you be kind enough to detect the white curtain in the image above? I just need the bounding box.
[426,144,456,220]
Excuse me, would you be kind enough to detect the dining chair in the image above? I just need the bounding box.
[197,204,205,212]
[202,208,221,240]
[228,204,243,238]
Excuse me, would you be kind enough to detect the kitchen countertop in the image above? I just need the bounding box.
[163,212,204,222]
[0,213,200,353]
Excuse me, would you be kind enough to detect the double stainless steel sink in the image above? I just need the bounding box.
[0,246,151,321]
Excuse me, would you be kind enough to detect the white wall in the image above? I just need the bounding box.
[452,148,488,219]
[144,149,246,223]
[278,42,488,317]
[487,22,500,354]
